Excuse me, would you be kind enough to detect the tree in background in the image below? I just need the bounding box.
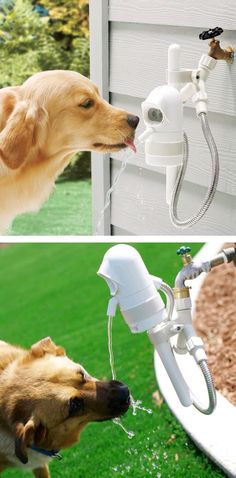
[0,0,89,85]
[38,0,89,40]
[34,0,89,76]
[0,0,63,86]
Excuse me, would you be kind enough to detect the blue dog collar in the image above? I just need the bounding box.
[29,445,62,460]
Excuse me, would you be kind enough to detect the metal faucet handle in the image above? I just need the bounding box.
[176,246,191,256]
[199,27,223,41]
[176,246,192,266]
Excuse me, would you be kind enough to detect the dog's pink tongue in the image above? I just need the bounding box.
[124,138,137,153]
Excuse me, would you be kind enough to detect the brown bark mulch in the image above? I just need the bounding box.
[194,245,236,406]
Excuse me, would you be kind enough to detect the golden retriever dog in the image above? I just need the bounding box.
[0,70,139,232]
[0,337,130,477]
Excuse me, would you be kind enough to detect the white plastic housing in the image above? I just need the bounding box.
[97,244,167,333]
[168,43,181,90]
[98,245,193,408]
[148,334,192,407]
[142,85,184,168]
[168,43,181,72]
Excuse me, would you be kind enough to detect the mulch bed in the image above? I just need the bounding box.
[194,245,236,406]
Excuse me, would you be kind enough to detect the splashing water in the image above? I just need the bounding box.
[108,315,152,439]
[108,315,134,438]
[108,315,116,380]
[130,396,152,416]
[95,140,141,234]
[113,417,135,439]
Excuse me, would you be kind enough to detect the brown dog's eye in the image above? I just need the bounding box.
[79,99,94,109]
[69,397,84,417]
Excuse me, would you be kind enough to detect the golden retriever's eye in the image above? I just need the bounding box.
[79,99,94,109]
[69,397,84,417]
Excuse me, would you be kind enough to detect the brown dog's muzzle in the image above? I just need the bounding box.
[95,380,130,421]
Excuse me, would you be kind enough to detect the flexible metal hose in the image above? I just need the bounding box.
[160,282,175,321]
[170,113,219,229]
[192,359,217,414]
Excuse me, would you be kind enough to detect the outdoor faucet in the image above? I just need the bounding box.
[199,27,234,63]
[98,244,236,415]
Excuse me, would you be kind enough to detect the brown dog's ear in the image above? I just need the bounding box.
[14,419,35,464]
[31,337,65,358]
[0,100,48,170]
[14,419,47,464]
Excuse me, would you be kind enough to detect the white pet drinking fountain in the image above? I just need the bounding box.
[98,243,236,476]
[138,27,234,229]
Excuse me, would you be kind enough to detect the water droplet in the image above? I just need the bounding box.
[107,316,151,440]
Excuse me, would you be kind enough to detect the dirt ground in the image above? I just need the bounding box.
[194,245,236,406]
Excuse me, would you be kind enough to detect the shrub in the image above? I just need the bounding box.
[36,0,89,76]
[0,0,65,86]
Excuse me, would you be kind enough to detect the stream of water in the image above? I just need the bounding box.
[108,315,152,439]
[95,140,141,234]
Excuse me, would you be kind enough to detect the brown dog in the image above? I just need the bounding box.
[0,337,130,477]
[0,70,139,232]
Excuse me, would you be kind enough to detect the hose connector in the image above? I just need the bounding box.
[186,335,207,363]
[173,287,190,299]
[173,287,191,312]
[222,246,236,267]
[209,246,236,269]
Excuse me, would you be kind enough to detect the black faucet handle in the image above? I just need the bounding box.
[199,27,223,41]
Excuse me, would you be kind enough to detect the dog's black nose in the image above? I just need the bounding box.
[108,380,130,413]
[127,114,140,129]
[116,384,130,403]
[110,380,130,399]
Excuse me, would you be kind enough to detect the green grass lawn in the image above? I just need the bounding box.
[0,243,226,478]
[9,180,92,236]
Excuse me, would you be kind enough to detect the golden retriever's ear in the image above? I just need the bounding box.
[0,100,48,170]
[14,419,47,464]
[0,88,19,131]
[31,337,65,358]
[32,105,48,149]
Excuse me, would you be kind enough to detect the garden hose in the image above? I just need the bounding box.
[170,112,219,229]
